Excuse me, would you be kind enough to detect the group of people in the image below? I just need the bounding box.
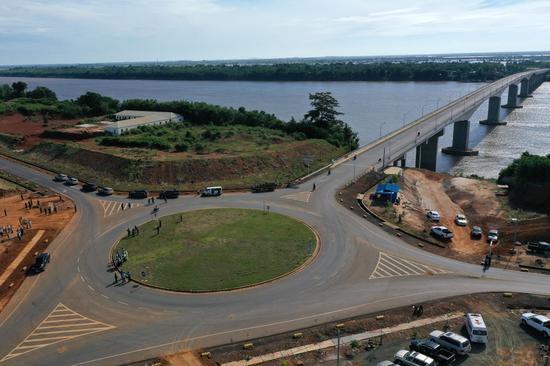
[127,225,140,237]
[114,270,132,284]
[113,248,128,267]
[120,202,132,210]
[0,224,14,239]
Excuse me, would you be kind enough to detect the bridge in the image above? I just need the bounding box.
[340,69,548,173]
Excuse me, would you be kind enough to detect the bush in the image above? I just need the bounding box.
[174,143,189,152]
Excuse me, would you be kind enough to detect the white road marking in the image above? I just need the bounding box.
[369,252,451,280]
[281,191,312,203]
[0,303,114,362]
[99,200,141,218]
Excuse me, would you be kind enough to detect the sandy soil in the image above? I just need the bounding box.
[0,113,79,137]
[0,192,75,312]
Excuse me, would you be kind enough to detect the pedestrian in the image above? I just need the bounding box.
[328,168,331,175]
[126,272,132,282]
[180,215,183,223]
[127,228,131,237]
[24,202,28,209]
[134,225,139,235]
[159,220,162,228]
[312,183,316,191]
[120,271,126,282]
[114,272,118,283]
[156,226,160,235]
[121,203,124,211]
[4,209,6,216]
[152,197,155,203]
[20,194,24,200]
[28,220,32,229]
[74,205,77,212]
[164,197,167,204]
[128,202,132,209]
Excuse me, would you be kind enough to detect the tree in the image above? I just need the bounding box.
[76,92,119,115]
[0,84,13,101]
[27,86,57,100]
[11,81,27,97]
[304,92,343,129]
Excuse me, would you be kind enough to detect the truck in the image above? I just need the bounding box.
[521,313,550,337]
[527,241,550,254]
[410,339,456,365]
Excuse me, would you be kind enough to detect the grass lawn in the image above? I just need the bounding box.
[116,208,317,291]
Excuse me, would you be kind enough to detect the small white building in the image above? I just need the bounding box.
[105,110,183,135]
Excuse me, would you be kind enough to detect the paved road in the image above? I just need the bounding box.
[0,76,549,366]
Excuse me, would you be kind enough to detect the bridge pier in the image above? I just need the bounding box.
[519,78,531,98]
[502,84,521,109]
[415,130,444,171]
[480,96,506,125]
[441,120,478,156]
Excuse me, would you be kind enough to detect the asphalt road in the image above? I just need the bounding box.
[0,74,549,366]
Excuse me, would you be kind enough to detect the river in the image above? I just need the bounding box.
[0,76,547,176]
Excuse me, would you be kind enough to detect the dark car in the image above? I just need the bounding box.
[31,252,51,273]
[159,189,180,199]
[470,226,483,239]
[81,182,98,192]
[410,339,456,365]
[98,187,114,196]
[129,190,149,199]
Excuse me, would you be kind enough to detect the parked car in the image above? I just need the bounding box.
[251,182,277,193]
[31,252,51,273]
[487,229,499,243]
[81,182,98,192]
[410,339,456,365]
[98,187,114,196]
[527,241,550,254]
[465,313,488,343]
[431,226,454,240]
[377,361,398,366]
[454,214,468,226]
[430,330,471,355]
[202,186,223,197]
[129,190,149,199]
[426,210,441,222]
[394,350,435,366]
[65,177,79,185]
[159,189,180,199]
[470,226,483,239]
[521,312,550,337]
[54,173,68,182]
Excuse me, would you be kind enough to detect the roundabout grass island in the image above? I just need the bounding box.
[115,208,318,292]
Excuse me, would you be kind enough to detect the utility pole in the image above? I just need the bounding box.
[336,323,344,366]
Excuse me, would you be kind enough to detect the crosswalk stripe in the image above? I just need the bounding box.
[369,252,451,280]
[1,303,114,362]
[99,200,140,218]
[281,191,312,203]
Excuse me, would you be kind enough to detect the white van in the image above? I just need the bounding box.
[465,313,488,343]
[201,186,223,197]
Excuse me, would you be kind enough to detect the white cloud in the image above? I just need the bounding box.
[0,0,549,64]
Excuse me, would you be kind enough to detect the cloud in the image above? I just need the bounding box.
[0,0,549,64]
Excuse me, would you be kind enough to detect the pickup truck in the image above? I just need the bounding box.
[410,339,456,365]
[521,313,550,337]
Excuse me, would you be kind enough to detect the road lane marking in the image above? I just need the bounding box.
[0,303,114,363]
[99,200,141,218]
[281,191,312,203]
[369,252,451,280]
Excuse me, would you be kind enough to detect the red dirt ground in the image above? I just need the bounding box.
[0,113,80,137]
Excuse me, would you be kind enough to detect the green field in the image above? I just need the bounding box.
[116,209,317,291]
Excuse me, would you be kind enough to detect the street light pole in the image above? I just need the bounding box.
[336,323,344,366]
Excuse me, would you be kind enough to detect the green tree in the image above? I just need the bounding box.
[304,92,342,129]
[27,86,57,100]
[11,81,27,97]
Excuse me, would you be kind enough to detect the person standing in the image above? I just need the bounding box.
[114,272,118,283]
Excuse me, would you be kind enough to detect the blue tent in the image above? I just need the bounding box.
[375,183,400,203]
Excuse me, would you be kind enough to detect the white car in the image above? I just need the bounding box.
[394,350,435,366]
[431,226,454,240]
[430,330,471,355]
[54,173,68,182]
[426,211,440,222]
[66,177,79,185]
[521,313,550,337]
[454,214,468,226]
[487,229,499,243]
[377,361,397,366]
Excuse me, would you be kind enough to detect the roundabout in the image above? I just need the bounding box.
[114,208,318,292]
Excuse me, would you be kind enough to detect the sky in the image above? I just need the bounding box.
[1,0,550,65]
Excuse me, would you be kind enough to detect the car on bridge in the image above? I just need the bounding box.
[394,350,435,366]
[521,312,550,338]
[454,214,468,226]
[431,226,454,240]
[426,211,441,222]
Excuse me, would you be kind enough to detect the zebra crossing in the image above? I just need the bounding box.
[99,200,141,218]
[1,303,114,362]
[281,191,312,203]
[369,251,450,280]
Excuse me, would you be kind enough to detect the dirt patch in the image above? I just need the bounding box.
[365,169,550,269]
[0,113,79,137]
[0,192,75,313]
[164,293,549,366]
